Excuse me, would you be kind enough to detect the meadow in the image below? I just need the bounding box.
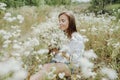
[0,2,120,80]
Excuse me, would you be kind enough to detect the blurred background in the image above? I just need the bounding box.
[0,0,120,80]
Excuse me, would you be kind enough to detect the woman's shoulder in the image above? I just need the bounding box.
[71,32,84,42]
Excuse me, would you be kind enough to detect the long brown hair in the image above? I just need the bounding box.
[58,12,77,38]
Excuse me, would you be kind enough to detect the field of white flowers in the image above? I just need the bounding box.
[0,2,120,80]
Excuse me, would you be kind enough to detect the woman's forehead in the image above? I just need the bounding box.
[59,14,68,19]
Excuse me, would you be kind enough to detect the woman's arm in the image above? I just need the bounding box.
[49,48,70,61]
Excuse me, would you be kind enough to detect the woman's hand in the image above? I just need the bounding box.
[60,51,70,60]
[48,48,70,60]
[48,48,59,55]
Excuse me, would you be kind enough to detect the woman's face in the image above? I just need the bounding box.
[59,14,69,31]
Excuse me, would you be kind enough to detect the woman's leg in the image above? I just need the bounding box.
[30,63,71,80]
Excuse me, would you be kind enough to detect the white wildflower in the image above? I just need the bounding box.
[3,13,16,22]
[24,40,31,47]
[6,17,15,22]
[82,68,96,78]
[3,32,12,39]
[51,39,57,44]
[78,57,94,68]
[37,49,49,54]
[24,37,39,47]
[51,67,56,72]
[47,72,56,79]
[2,39,11,48]
[76,74,81,79]
[0,29,6,35]
[35,56,39,60]
[24,51,30,56]
[38,65,43,69]
[12,17,17,21]
[101,78,109,80]
[11,25,19,29]
[83,49,97,59]
[13,43,21,49]
[58,72,65,79]
[4,12,11,19]
[2,44,8,48]
[0,2,6,10]
[80,29,86,32]
[16,29,21,33]
[12,31,20,37]
[82,35,89,42]
[11,70,27,80]
[17,15,24,23]
[112,42,120,48]
[91,26,97,32]
[0,58,22,75]
[31,37,39,46]
[118,9,120,13]
[3,39,11,44]
[100,67,118,80]
[31,27,41,35]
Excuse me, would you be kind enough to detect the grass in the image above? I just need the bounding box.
[0,4,120,80]
[105,4,120,10]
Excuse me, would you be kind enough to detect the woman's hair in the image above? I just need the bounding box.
[58,12,77,38]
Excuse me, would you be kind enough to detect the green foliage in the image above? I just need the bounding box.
[89,0,111,14]
[0,0,25,7]
[105,4,120,10]
[45,0,71,5]
[89,0,120,13]
[0,0,43,7]
[0,0,72,7]
[112,0,120,3]
[89,0,120,20]
[0,35,3,48]
[24,0,45,6]
[105,4,120,20]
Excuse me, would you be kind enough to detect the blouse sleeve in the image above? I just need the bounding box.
[68,33,85,64]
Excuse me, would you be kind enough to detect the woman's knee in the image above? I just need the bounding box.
[57,63,69,70]
[55,63,71,75]
[42,64,49,69]
[42,63,55,71]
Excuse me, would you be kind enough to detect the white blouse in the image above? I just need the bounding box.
[52,32,85,64]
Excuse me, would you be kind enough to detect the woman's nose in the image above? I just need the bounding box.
[59,22,62,25]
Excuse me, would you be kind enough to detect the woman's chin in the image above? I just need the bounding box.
[59,27,64,31]
[61,29,66,31]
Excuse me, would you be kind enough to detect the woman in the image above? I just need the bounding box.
[30,12,85,80]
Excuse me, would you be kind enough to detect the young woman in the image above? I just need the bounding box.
[30,12,85,80]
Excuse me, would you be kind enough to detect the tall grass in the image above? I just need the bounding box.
[0,3,119,80]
